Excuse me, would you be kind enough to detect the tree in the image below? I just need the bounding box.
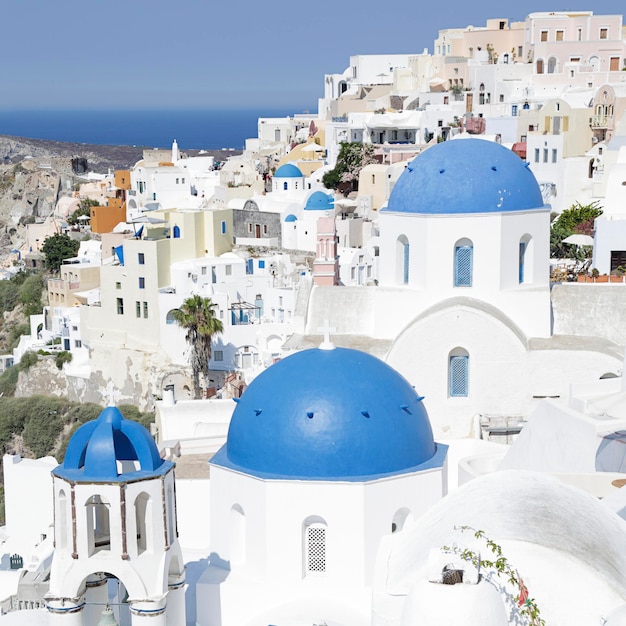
[67,198,99,226]
[550,200,602,259]
[322,142,377,193]
[172,295,224,399]
[41,233,80,272]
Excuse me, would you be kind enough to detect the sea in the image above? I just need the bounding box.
[0,108,312,150]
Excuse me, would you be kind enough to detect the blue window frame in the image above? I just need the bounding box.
[454,246,473,287]
[519,242,526,283]
[449,355,469,397]
[221,221,227,235]
[259,260,265,269]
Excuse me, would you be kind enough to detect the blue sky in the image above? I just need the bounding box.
[1,0,625,111]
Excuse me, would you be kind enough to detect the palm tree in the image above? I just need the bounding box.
[172,295,223,399]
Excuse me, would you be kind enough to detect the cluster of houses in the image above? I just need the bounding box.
[0,9,626,626]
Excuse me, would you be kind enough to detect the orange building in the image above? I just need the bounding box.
[90,170,130,233]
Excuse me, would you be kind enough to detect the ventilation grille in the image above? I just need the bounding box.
[307,526,326,573]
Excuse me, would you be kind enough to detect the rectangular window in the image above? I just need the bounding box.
[534,148,540,163]
[263,224,268,235]
[115,282,121,290]
[221,221,227,234]
[138,277,145,289]
[201,266,207,275]
[570,57,580,63]
[138,253,145,265]
[518,46,523,57]
[176,178,179,184]
[543,148,548,163]
[214,350,223,362]
[143,302,148,318]
[511,104,518,116]
[181,178,185,184]
[117,298,124,315]
[552,149,557,163]
[556,30,563,41]
[74,339,81,348]
[610,57,620,71]
[136,301,141,318]
[499,94,504,103]
[600,28,608,39]
[259,260,265,269]
[225,265,232,276]
[577,27,582,41]
[248,223,253,233]
[540,30,548,42]
[449,355,469,397]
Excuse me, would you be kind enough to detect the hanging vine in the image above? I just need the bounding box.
[443,526,545,626]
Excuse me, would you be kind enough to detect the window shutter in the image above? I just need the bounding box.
[454,246,473,286]
[450,356,469,397]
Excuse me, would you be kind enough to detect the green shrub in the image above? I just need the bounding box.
[19,352,38,371]
[0,367,18,397]
[17,274,43,316]
[8,324,31,351]
[55,351,72,370]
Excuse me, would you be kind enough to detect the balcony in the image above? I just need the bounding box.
[591,115,611,128]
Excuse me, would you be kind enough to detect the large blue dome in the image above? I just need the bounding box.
[383,138,545,215]
[211,347,441,480]
[54,406,171,483]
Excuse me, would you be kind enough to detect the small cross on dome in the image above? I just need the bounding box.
[318,319,336,350]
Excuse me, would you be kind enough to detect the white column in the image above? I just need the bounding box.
[166,574,186,626]
[47,597,85,626]
[84,573,108,626]
[130,598,167,626]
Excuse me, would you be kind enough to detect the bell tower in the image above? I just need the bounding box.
[47,405,185,626]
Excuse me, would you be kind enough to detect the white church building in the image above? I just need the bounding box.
[300,138,623,437]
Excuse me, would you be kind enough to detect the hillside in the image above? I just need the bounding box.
[0,134,240,262]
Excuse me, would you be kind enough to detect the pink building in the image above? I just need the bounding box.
[526,11,625,77]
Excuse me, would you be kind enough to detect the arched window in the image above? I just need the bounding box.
[135,492,150,555]
[449,348,469,397]
[57,489,68,550]
[86,494,111,555]
[166,485,175,546]
[303,516,327,576]
[283,181,288,191]
[166,309,179,325]
[396,235,410,285]
[230,504,246,564]
[519,234,532,284]
[454,239,473,287]
[536,59,544,74]
[547,57,557,74]
[391,508,411,533]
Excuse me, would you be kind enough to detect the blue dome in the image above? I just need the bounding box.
[211,347,441,480]
[305,191,334,211]
[383,139,545,215]
[284,213,298,222]
[274,163,303,178]
[54,406,171,483]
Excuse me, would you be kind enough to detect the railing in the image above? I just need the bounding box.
[591,115,611,128]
